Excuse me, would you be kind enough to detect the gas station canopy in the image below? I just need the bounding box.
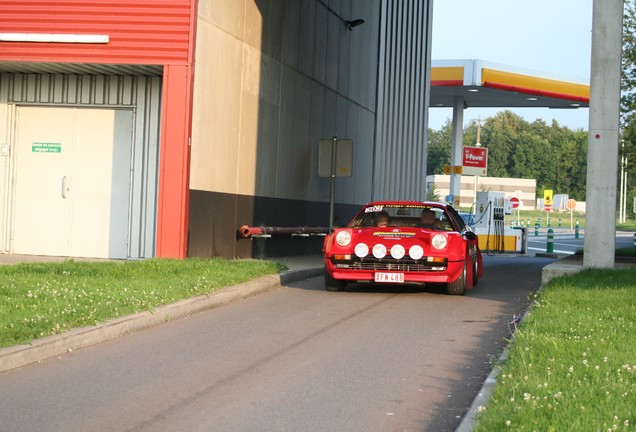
[430,59,589,109]
[430,59,591,215]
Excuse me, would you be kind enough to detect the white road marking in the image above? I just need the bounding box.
[527,246,576,255]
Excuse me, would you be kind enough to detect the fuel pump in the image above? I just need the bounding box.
[473,191,526,254]
[474,192,504,253]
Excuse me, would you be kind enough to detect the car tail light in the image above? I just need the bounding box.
[431,234,448,250]
[409,245,424,260]
[390,244,405,259]
[372,243,387,259]
[336,230,352,246]
[354,243,369,258]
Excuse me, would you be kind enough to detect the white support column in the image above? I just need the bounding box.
[584,0,624,268]
[449,96,464,207]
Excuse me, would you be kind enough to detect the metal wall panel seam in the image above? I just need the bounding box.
[410,0,422,199]
[388,0,399,199]
[376,0,388,200]
[422,0,434,198]
[372,0,388,201]
[397,0,407,199]
[403,0,414,199]
[403,0,413,199]
[411,0,423,198]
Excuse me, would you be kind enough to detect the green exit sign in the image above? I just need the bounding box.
[32,142,62,153]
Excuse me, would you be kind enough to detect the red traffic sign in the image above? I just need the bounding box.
[566,199,577,210]
[545,204,552,212]
[509,197,521,209]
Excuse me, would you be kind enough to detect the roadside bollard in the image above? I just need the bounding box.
[547,216,551,227]
[535,223,539,237]
[633,233,635,248]
[527,218,530,227]
[575,220,580,239]
[547,228,554,254]
[510,219,514,228]
[538,218,541,228]
[558,217,562,227]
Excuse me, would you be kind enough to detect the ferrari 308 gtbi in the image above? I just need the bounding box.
[322,201,483,295]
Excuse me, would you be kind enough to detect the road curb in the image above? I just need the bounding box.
[0,266,323,374]
[455,348,509,431]
[455,265,555,431]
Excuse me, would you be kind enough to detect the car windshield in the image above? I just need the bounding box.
[348,204,455,231]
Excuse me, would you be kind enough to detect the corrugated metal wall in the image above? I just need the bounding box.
[0,73,161,258]
[373,0,433,200]
[0,0,193,64]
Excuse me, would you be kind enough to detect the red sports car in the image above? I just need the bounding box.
[322,201,483,295]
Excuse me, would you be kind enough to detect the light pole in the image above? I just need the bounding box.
[619,139,628,224]
[472,116,484,206]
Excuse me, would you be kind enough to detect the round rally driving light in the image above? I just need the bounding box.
[372,243,387,259]
[354,243,369,258]
[431,234,448,250]
[390,244,405,260]
[336,230,352,246]
[409,245,424,260]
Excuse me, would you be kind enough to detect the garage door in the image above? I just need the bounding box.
[13,107,133,258]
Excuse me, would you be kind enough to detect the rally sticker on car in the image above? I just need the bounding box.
[373,231,415,237]
[374,272,404,283]
[365,205,384,213]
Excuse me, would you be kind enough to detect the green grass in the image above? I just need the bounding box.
[617,221,636,231]
[506,210,586,228]
[0,258,285,348]
[474,268,636,431]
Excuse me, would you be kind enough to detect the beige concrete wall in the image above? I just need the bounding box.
[191,0,379,204]
[427,175,537,210]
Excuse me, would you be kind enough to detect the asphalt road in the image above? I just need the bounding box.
[526,228,635,256]
[0,255,552,432]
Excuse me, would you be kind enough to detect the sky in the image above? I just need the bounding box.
[429,0,593,131]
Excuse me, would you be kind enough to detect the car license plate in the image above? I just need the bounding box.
[374,272,404,283]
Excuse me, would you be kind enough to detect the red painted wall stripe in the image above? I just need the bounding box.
[0,0,192,64]
[156,64,192,258]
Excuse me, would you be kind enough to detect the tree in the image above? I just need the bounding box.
[622,0,636,218]
[426,119,452,175]
[426,111,589,201]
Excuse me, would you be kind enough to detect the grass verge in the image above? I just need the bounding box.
[474,268,636,431]
[0,258,285,348]
[617,221,636,231]
[573,248,636,257]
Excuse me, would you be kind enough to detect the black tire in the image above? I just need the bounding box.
[447,261,467,295]
[324,270,346,292]
[472,258,479,286]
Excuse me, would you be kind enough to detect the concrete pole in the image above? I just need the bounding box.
[449,97,464,207]
[583,0,624,268]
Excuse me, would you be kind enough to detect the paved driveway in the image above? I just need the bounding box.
[0,255,550,432]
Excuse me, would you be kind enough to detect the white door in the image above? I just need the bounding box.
[13,107,133,258]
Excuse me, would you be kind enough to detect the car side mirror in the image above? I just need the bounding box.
[463,230,477,241]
